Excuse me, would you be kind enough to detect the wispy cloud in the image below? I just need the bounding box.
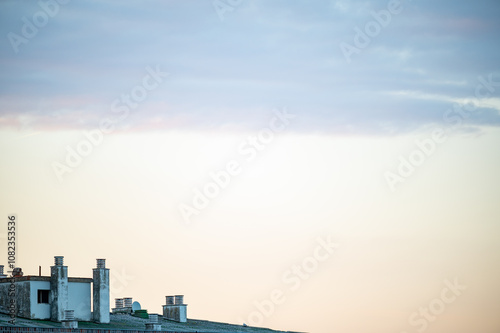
[0,0,499,135]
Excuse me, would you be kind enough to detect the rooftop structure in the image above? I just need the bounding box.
[0,257,109,324]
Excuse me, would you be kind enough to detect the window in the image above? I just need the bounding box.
[38,290,49,304]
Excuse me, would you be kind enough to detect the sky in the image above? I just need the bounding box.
[0,1,500,333]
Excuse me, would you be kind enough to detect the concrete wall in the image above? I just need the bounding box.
[1,278,93,322]
[162,304,187,323]
[68,282,91,321]
[0,280,12,314]
[29,281,50,319]
[0,280,31,319]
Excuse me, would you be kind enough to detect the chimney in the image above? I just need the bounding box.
[55,256,64,266]
[12,267,23,277]
[50,256,68,322]
[145,313,161,331]
[149,314,158,323]
[0,265,7,279]
[93,259,110,323]
[115,298,124,308]
[96,259,105,269]
[163,295,187,323]
[174,295,184,305]
[124,297,132,308]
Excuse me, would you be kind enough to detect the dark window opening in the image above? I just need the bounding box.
[38,289,49,304]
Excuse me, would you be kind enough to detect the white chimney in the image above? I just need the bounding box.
[50,256,68,322]
[93,258,110,323]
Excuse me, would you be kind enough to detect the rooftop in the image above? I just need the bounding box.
[0,313,303,333]
[0,276,93,283]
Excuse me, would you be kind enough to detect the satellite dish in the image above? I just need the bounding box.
[132,301,141,311]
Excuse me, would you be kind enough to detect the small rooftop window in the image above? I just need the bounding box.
[38,289,49,304]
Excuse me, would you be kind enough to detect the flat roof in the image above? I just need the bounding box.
[0,276,93,283]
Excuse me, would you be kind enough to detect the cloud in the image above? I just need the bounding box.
[0,0,499,135]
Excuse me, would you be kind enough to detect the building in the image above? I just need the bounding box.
[0,256,109,323]
[163,295,187,323]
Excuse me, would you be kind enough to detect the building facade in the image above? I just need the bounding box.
[0,257,109,323]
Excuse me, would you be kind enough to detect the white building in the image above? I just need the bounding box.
[0,256,109,323]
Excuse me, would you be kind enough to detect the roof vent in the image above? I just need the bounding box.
[54,256,64,266]
[96,259,106,269]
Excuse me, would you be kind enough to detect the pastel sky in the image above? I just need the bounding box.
[1,1,500,333]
